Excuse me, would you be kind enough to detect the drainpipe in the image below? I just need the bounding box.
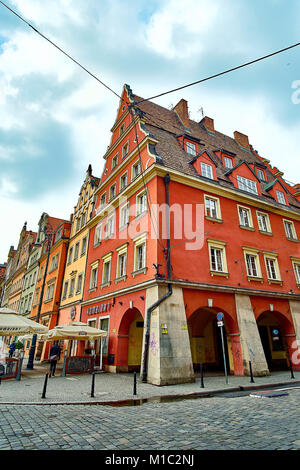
[141,174,173,382]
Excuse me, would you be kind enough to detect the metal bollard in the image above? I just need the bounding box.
[41,373,49,399]
[200,363,204,388]
[16,353,24,381]
[91,372,95,398]
[133,371,137,396]
[249,361,255,383]
[290,360,295,379]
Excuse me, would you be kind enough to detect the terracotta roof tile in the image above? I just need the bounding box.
[133,94,300,213]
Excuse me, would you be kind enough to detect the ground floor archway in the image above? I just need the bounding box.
[116,307,144,372]
[187,307,241,375]
[257,310,294,371]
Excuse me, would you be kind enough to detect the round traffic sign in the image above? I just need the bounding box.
[216,312,224,321]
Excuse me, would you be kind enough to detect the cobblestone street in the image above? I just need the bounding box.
[0,389,299,451]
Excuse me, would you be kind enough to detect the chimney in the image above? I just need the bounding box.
[173,99,190,128]
[293,184,300,197]
[234,131,250,150]
[201,116,215,134]
[273,167,284,178]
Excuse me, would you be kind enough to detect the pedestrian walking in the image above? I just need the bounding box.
[8,341,16,358]
[49,341,61,377]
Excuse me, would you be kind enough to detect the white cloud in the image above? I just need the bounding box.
[11,0,84,28]
[145,0,219,59]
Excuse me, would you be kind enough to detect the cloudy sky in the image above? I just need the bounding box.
[0,0,300,261]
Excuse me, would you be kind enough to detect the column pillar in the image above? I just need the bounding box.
[288,300,300,370]
[235,294,270,376]
[142,285,194,385]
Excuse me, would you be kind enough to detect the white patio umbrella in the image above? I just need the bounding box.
[0,307,48,336]
[43,321,107,341]
[43,321,108,371]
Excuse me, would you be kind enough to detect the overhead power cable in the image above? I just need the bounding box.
[136,41,300,104]
[0,0,124,102]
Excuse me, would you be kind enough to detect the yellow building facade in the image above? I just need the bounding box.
[58,166,99,342]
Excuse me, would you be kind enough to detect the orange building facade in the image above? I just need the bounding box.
[29,218,71,360]
[80,85,300,385]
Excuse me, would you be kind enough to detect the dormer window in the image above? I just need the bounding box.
[186,141,197,156]
[237,176,258,195]
[257,168,266,182]
[200,162,213,179]
[224,156,233,169]
[276,190,286,205]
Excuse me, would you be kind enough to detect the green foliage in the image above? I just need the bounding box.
[15,341,24,350]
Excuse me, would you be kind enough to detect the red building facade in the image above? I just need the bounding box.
[80,85,300,385]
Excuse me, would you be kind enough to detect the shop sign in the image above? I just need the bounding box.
[86,303,112,315]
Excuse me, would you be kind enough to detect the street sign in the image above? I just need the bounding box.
[216,312,224,321]
[217,321,224,327]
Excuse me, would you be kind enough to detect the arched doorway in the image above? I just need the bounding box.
[257,310,293,371]
[117,308,144,372]
[187,307,236,374]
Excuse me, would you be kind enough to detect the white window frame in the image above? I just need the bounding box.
[224,156,233,169]
[200,162,213,179]
[105,214,115,239]
[62,281,69,300]
[101,253,112,287]
[237,175,258,195]
[45,282,55,302]
[74,242,80,261]
[238,205,254,229]
[186,141,196,156]
[136,190,147,217]
[100,192,107,209]
[243,248,262,279]
[67,247,73,265]
[207,240,228,276]
[109,183,117,201]
[69,277,76,297]
[257,168,266,181]
[94,223,102,246]
[90,263,99,289]
[132,160,141,180]
[111,154,118,170]
[120,171,128,190]
[119,203,129,230]
[283,219,297,240]
[116,243,128,279]
[204,195,221,220]
[81,236,87,256]
[292,258,300,285]
[133,233,147,273]
[122,141,129,159]
[264,254,281,281]
[256,211,271,233]
[76,273,83,294]
[276,190,286,205]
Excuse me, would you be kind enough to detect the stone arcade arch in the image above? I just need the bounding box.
[187,306,243,376]
[257,310,296,371]
[116,307,144,372]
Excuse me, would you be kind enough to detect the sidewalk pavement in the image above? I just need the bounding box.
[0,361,299,405]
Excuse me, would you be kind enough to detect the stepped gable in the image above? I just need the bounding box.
[133,94,300,213]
